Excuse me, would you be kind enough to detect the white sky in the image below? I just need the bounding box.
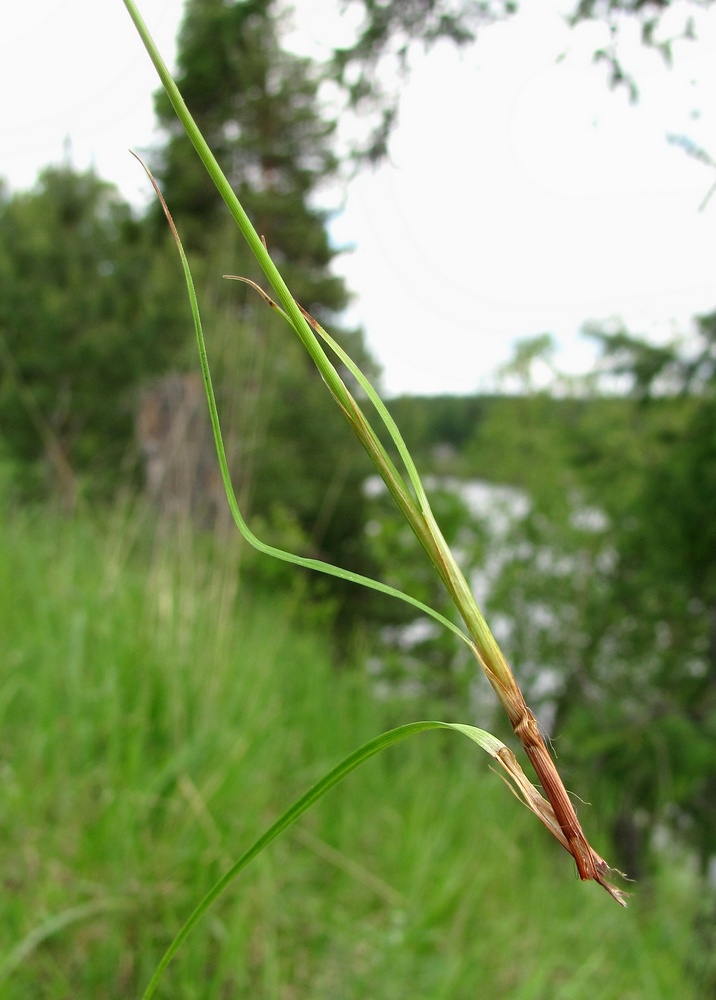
[2,0,715,396]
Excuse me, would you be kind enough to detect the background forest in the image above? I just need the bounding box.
[1,0,715,996]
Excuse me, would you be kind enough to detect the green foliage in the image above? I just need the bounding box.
[464,394,578,503]
[0,2,380,609]
[0,504,708,998]
[585,315,716,870]
[362,479,487,708]
[0,167,187,501]
[367,317,716,880]
[464,319,716,875]
[385,394,492,472]
[334,0,711,160]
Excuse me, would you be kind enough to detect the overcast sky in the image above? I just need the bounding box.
[2,0,715,395]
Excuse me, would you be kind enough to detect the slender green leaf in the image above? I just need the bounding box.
[141,720,522,999]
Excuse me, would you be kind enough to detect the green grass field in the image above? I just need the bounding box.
[0,502,705,998]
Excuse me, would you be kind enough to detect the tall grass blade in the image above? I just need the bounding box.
[122,0,626,946]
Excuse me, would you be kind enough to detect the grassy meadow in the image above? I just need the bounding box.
[0,501,706,998]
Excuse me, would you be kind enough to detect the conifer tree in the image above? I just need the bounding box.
[151,0,379,621]
[153,0,347,319]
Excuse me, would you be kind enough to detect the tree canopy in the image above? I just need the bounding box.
[335,0,713,158]
[462,318,716,875]
[0,166,187,503]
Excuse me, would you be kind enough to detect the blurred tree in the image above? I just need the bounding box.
[0,167,186,505]
[469,318,716,876]
[584,315,716,873]
[151,0,381,623]
[361,477,488,709]
[335,0,713,159]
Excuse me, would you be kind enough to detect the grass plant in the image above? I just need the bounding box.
[2,0,644,990]
[113,0,634,988]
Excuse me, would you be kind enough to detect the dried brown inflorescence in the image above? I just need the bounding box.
[483,657,628,905]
